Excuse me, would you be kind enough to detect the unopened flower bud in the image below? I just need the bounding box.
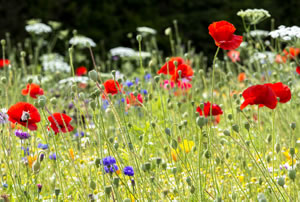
[223,129,230,136]
[89,180,96,190]
[136,34,142,42]
[277,177,285,187]
[88,70,98,82]
[290,122,296,130]
[288,169,296,181]
[232,124,239,133]
[104,186,112,195]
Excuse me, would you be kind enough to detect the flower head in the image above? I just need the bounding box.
[15,130,31,140]
[157,57,185,75]
[48,113,74,134]
[37,143,48,150]
[208,21,243,50]
[196,102,223,117]
[104,164,118,173]
[0,108,9,124]
[123,166,134,176]
[75,66,88,76]
[0,59,10,68]
[227,50,240,62]
[7,102,41,131]
[49,153,57,160]
[126,93,143,107]
[103,80,122,95]
[69,35,96,47]
[21,83,44,99]
[102,156,116,166]
[25,23,52,34]
[171,64,194,82]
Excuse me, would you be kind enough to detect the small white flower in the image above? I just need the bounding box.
[137,26,157,35]
[58,76,90,85]
[249,30,269,38]
[69,35,96,47]
[0,108,8,124]
[269,25,300,41]
[110,47,136,57]
[41,53,70,73]
[25,23,52,34]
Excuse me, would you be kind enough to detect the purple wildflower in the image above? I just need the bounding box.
[15,130,31,140]
[49,153,57,160]
[123,166,134,176]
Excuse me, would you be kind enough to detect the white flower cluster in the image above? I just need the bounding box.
[69,35,96,47]
[237,9,271,25]
[59,76,90,84]
[137,26,157,35]
[25,23,52,35]
[269,25,300,41]
[250,51,275,64]
[250,30,269,38]
[41,53,70,73]
[110,47,151,58]
[0,108,8,124]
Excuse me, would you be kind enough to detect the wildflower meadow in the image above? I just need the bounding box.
[1,8,300,201]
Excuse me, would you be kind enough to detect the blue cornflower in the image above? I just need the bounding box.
[21,147,29,156]
[126,81,134,87]
[104,164,119,173]
[123,166,134,176]
[144,73,151,81]
[2,183,8,188]
[141,89,148,95]
[102,156,116,166]
[121,98,125,103]
[37,143,49,150]
[74,131,84,137]
[15,130,31,140]
[135,77,139,84]
[102,99,109,110]
[49,153,57,160]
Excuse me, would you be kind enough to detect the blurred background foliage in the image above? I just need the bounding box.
[0,0,299,58]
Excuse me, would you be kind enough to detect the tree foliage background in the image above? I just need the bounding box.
[0,0,299,57]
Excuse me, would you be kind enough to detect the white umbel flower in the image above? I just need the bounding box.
[237,9,271,25]
[137,26,157,35]
[58,76,90,84]
[269,25,300,41]
[250,30,269,38]
[25,23,52,34]
[69,35,96,47]
[41,53,70,73]
[110,47,136,57]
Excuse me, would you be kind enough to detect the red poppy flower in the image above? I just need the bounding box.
[283,47,300,59]
[265,82,291,103]
[227,50,240,62]
[296,66,300,75]
[0,59,10,68]
[275,54,287,63]
[196,101,223,117]
[103,79,122,95]
[7,102,41,131]
[238,72,246,82]
[177,80,192,90]
[126,93,143,106]
[157,57,185,75]
[75,66,87,76]
[208,21,243,50]
[240,84,277,110]
[171,64,194,82]
[21,83,44,99]
[48,113,74,134]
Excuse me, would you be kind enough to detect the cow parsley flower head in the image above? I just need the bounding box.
[250,30,269,38]
[110,47,136,57]
[0,108,8,124]
[41,53,70,73]
[237,9,271,25]
[269,25,300,41]
[250,51,275,64]
[25,23,52,35]
[137,26,157,35]
[69,35,96,47]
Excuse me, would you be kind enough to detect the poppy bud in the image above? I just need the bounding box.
[196,116,207,128]
[267,134,272,143]
[21,51,26,57]
[162,162,167,170]
[190,185,195,194]
[266,155,271,163]
[288,169,296,181]
[104,186,112,195]
[223,129,230,136]
[275,143,281,153]
[128,142,133,150]
[89,180,96,190]
[289,148,295,156]
[165,27,171,36]
[277,177,285,187]
[151,121,156,128]
[88,70,98,82]
[177,102,181,108]
[78,92,85,100]
[156,157,162,165]
[290,122,296,130]
[136,34,142,42]
[144,162,151,171]
[244,122,250,131]
[165,128,171,136]
[113,177,119,187]
[32,160,40,173]
[90,101,96,110]
[162,189,169,196]
[232,124,239,133]
[216,196,222,202]
[154,76,160,83]
[227,113,233,120]
[191,101,195,106]
[204,150,211,159]
[54,188,60,197]
[225,152,229,159]
[50,97,57,105]
[1,77,7,84]
[27,78,33,84]
[171,139,178,149]
[1,39,5,46]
